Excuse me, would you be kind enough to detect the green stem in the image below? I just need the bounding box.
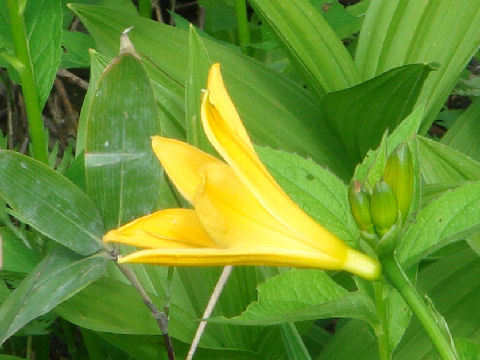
[235,0,250,54]
[374,281,391,360]
[381,256,457,360]
[6,0,48,163]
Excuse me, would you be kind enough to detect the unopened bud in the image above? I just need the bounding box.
[384,143,413,221]
[348,181,374,233]
[370,180,398,236]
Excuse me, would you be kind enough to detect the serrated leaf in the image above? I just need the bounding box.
[248,0,360,95]
[398,181,480,267]
[320,64,431,163]
[0,247,107,345]
[257,146,358,246]
[0,151,104,255]
[215,269,378,327]
[455,338,480,360]
[353,105,423,190]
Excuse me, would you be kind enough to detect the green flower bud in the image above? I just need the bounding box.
[348,181,374,233]
[370,180,398,237]
[384,143,413,221]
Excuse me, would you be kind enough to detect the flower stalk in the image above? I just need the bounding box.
[381,255,458,360]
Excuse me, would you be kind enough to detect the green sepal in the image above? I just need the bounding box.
[371,180,398,237]
[375,211,403,257]
[384,143,413,221]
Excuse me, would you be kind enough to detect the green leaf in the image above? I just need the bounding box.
[0,151,104,255]
[24,0,62,107]
[0,247,107,345]
[280,322,312,360]
[0,0,63,107]
[69,3,354,180]
[215,269,378,327]
[319,64,431,163]
[99,332,265,360]
[442,98,480,162]
[398,180,480,267]
[76,49,110,156]
[85,53,162,229]
[317,247,480,359]
[185,25,213,152]
[355,0,480,132]
[455,338,480,360]
[60,30,95,68]
[248,0,360,95]
[0,227,40,273]
[314,0,363,39]
[257,146,358,247]
[0,356,28,360]
[417,136,480,184]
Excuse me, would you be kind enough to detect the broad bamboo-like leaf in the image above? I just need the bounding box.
[417,136,480,184]
[69,3,353,180]
[76,49,110,156]
[84,53,162,229]
[248,0,360,95]
[355,0,480,132]
[98,333,265,360]
[317,247,480,359]
[441,98,480,162]
[0,227,40,273]
[0,151,103,255]
[0,247,107,345]
[214,269,378,326]
[279,322,312,360]
[185,25,214,152]
[320,64,431,163]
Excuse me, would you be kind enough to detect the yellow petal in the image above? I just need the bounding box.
[206,63,255,153]
[151,136,224,204]
[194,162,345,269]
[117,246,380,280]
[201,67,346,258]
[103,208,216,249]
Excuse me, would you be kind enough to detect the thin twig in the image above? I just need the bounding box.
[116,262,175,360]
[152,0,164,22]
[170,0,176,25]
[57,69,89,91]
[54,76,78,134]
[186,266,233,360]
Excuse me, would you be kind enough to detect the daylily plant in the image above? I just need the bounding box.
[103,63,380,280]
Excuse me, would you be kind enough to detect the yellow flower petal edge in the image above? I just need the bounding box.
[117,247,380,281]
[201,66,347,257]
[103,209,216,249]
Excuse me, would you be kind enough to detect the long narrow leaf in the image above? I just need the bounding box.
[248,0,360,94]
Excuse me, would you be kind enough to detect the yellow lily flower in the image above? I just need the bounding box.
[103,63,381,280]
